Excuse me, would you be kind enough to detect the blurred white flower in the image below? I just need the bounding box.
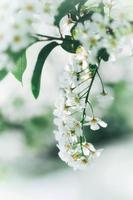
[84,116,107,131]
[0,0,62,71]
[97,90,114,103]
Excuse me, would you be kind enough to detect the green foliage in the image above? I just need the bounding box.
[54,0,87,27]
[61,36,80,53]
[10,38,37,82]
[31,41,59,98]
[89,64,97,72]
[12,49,27,82]
[97,48,110,63]
[0,110,53,147]
[22,114,53,147]
[0,68,8,81]
[7,48,28,81]
[89,64,97,76]
[78,10,94,23]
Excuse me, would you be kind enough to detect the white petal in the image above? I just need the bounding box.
[92,13,103,23]
[94,149,104,158]
[87,143,96,152]
[83,148,90,156]
[85,116,93,121]
[98,120,107,128]
[90,124,100,131]
[83,122,89,126]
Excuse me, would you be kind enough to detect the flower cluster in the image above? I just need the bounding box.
[75,12,133,64]
[54,4,133,170]
[54,47,106,170]
[0,0,133,170]
[0,0,60,71]
[0,0,34,70]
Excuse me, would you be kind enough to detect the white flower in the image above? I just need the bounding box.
[84,116,107,131]
[103,0,115,9]
[66,93,85,111]
[10,31,29,52]
[19,0,41,15]
[52,1,133,169]
[97,87,114,102]
[74,47,89,69]
[0,0,38,71]
[54,47,106,169]
[0,26,10,51]
[57,140,102,170]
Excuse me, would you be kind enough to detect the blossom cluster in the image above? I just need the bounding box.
[75,13,133,63]
[54,47,107,170]
[0,0,133,170]
[54,5,133,170]
[0,0,60,71]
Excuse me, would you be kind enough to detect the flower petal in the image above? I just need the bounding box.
[85,116,93,121]
[90,124,100,131]
[83,122,89,126]
[98,120,107,128]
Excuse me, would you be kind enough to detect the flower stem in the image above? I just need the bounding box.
[35,34,64,41]
[81,64,100,128]
[87,100,94,117]
[97,70,106,93]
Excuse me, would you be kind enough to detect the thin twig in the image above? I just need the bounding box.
[35,33,64,41]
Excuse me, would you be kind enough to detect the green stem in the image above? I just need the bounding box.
[87,100,94,117]
[72,77,90,92]
[97,70,105,93]
[78,85,90,96]
[81,64,99,128]
[79,64,99,155]
[78,77,90,86]
[80,136,84,155]
[79,90,88,99]
[36,34,64,41]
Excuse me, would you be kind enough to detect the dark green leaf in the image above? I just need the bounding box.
[0,68,8,81]
[97,48,110,63]
[78,10,94,23]
[31,41,59,98]
[54,0,87,27]
[89,64,97,75]
[89,64,97,71]
[61,36,80,53]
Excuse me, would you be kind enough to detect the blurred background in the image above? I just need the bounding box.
[0,42,133,200]
[0,1,133,200]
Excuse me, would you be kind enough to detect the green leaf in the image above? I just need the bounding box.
[9,38,37,82]
[31,41,59,98]
[61,36,80,53]
[54,0,86,27]
[78,10,94,23]
[0,68,8,81]
[6,47,28,82]
[89,64,97,72]
[12,49,27,82]
[97,48,110,63]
